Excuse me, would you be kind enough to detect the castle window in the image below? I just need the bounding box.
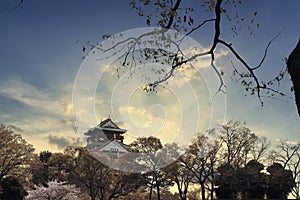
[110,148,119,152]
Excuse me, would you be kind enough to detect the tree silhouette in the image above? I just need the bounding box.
[215,163,236,199]
[0,177,27,200]
[287,38,300,116]
[31,151,53,186]
[269,140,300,199]
[216,160,274,199]
[182,133,221,200]
[0,124,35,183]
[240,160,266,199]
[129,137,173,200]
[164,153,194,200]
[266,163,295,199]
[160,143,193,200]
[62,146,144,200]
[214,120,266,168]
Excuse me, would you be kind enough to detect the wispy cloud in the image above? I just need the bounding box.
[0,77,80,151]
[0,77,62,113]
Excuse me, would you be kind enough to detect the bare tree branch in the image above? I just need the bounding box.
[86,0,286,106]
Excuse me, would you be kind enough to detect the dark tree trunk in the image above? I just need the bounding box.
[149,186,153,200]
[210,181,214,200]
[90,187,96,200]
[287,37,300,116]
[200,182,206,200]
[156,183,161,200]
[210,162,215,200]
[149,178,153,200]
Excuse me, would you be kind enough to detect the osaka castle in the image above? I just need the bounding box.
[84,117,128,154]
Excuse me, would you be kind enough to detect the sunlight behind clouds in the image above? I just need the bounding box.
[0,77,79,152]
[93,61,213,145]
[72,27,228,149]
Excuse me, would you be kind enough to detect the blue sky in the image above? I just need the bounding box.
[0,0,299,152]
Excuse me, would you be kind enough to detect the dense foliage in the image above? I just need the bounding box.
[0,122,299,199]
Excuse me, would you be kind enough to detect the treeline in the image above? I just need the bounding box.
[0,120,299,200]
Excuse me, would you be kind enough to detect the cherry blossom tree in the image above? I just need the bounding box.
[25,180,80,200]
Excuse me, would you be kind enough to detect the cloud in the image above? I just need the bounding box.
[192,48,229,69]
[254,129,272,137]
[59,119,74,125]
[8,124,24,133]
[0,77,80,151]
[0,113,11,120]
[284,140,299,145]
[20,117,63,134]
[115,121,124,126]
[0,77,61,113]
[48,133,84,150]
[48,134,72,149]
[60,100,73,115]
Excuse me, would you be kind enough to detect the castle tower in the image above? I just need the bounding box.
[84,117,127,153]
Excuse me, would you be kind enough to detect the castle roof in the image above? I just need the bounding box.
[99,117,119,129]
[85,117,127,135]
